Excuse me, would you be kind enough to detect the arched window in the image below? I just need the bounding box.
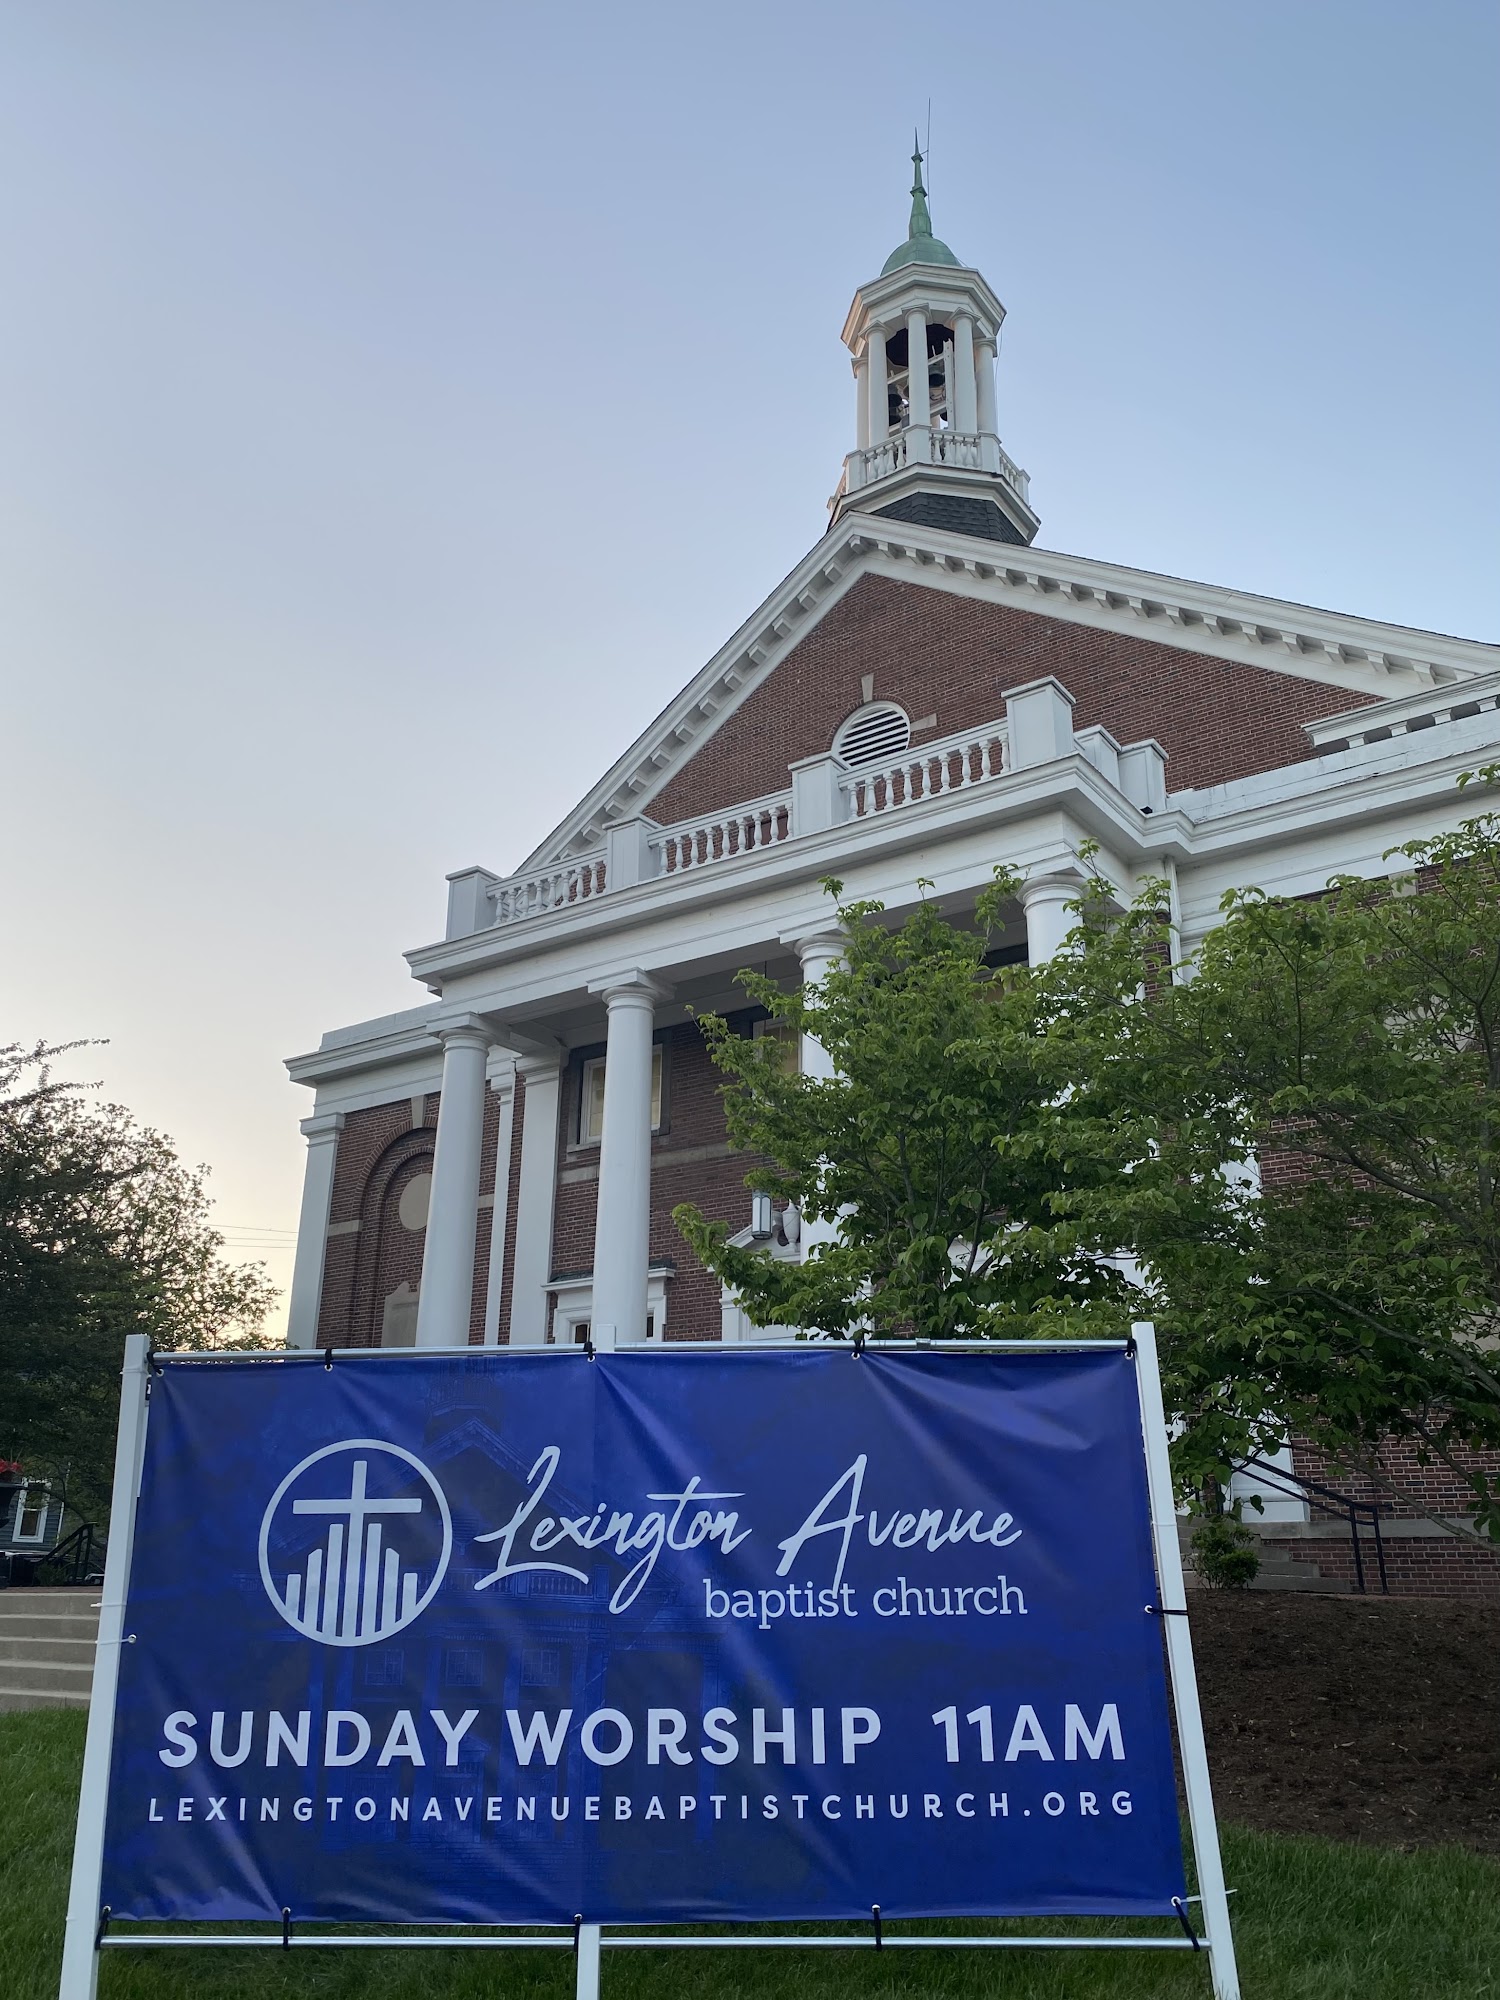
[834,702,911,768]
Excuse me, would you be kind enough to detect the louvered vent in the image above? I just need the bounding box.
[834,703,911,768]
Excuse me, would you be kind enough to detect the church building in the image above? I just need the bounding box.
[286,155,1500,1593]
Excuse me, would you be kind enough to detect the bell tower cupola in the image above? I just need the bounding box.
[832,143,1038,546]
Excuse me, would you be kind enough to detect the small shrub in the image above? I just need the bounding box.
[1193,1512,1260,1590]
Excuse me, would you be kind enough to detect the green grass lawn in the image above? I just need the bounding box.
[5,1710,1497,2000]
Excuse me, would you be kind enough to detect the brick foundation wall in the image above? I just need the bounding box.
[647,575,1375,826]
[1280,1433,1500,1600]
[1259,1529,1500,1599]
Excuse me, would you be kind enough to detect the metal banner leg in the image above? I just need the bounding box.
[1132,1321,1242,2000]
[575,1921,602,2000]
[58,1334,153,2000]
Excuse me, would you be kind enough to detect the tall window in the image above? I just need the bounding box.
[580,1045,664,1144]
[753,1018,800,1075]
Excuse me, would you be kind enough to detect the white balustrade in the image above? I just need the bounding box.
[651,793,793,875]
[839,722,1009,820]
[847,435,908,488]
[930,429,984,470]
[479,717,1020,926]
[844,430,1030,508]
[491,854,606,924]
[995,442,1030,505]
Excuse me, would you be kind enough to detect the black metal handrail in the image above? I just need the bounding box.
[32,1520,104,1587]
[1234,1454,1389,1594]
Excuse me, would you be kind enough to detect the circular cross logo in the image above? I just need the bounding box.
[258,1439,452,1647]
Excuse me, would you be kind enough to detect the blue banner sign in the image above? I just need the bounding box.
[99,1347,1185,1926]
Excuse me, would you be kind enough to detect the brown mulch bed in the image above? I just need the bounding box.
[1186,1590,1500,1853]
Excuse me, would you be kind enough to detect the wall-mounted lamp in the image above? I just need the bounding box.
[750,1191,773,1240]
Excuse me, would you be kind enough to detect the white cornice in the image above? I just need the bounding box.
[286,1006,440,1088]
[518,519,1495,875]
[302,720,1497,1090]
[1168,711,1500,859]
[1303,668,1500,747]
[842,520,1497,691]
[840,261,1007,349]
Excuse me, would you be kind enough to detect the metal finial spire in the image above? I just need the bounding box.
[908,132,934,242]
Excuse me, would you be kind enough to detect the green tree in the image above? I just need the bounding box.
[1040,781,1500,1542]
[673,874,1137,1341]
[0,1043,277,1520]
[674,775,1500,1546]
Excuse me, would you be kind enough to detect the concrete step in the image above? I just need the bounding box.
[0,1611,101,1641]
[1179,1520,1350,1594]
[0,1683,91,1712]
[0,1657,94,1695]
[0,1590,101,1621]
[0,1591,102,1709]
[1248,1556,1349,1594]
[0,1634,96,1663]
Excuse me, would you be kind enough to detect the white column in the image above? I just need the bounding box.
[976,335,997,434]
[1021,876,1078,965]
[480,1065,517,1346]
[953,312,978,432]
[414,1015,491,1348]
[508,1054,562,1345]
[588,972,670,1346]
[854,354,869,451]
[784,930,844,1268]
[285,1110,344,1348]
[905,309,930,461]
[866,326,888,443]
[789,931,842,1081]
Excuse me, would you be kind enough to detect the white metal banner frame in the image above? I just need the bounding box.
[59,1324,1239,2000]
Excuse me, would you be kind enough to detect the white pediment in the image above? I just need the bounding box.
[521,512,1498,870]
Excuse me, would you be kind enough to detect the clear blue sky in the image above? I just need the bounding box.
[2,1,1495,1319]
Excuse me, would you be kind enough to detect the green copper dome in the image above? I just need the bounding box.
[881,142,961,275]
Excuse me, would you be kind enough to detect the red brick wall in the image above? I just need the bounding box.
[468,1085,502,1345]
[316,1097,438,1348]
[1259,1529,1500,1599]
[1255,1149,1500,1597]
[312,1023,760,1348]
[650,1017,769,1339]
[494,1074,530,1344]
[315,1090,507,1349]
[549,1051,599,1296]
[1279,1435,1500,1600]
[1291,1434,1500,1524]
[648,575,1375,824]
